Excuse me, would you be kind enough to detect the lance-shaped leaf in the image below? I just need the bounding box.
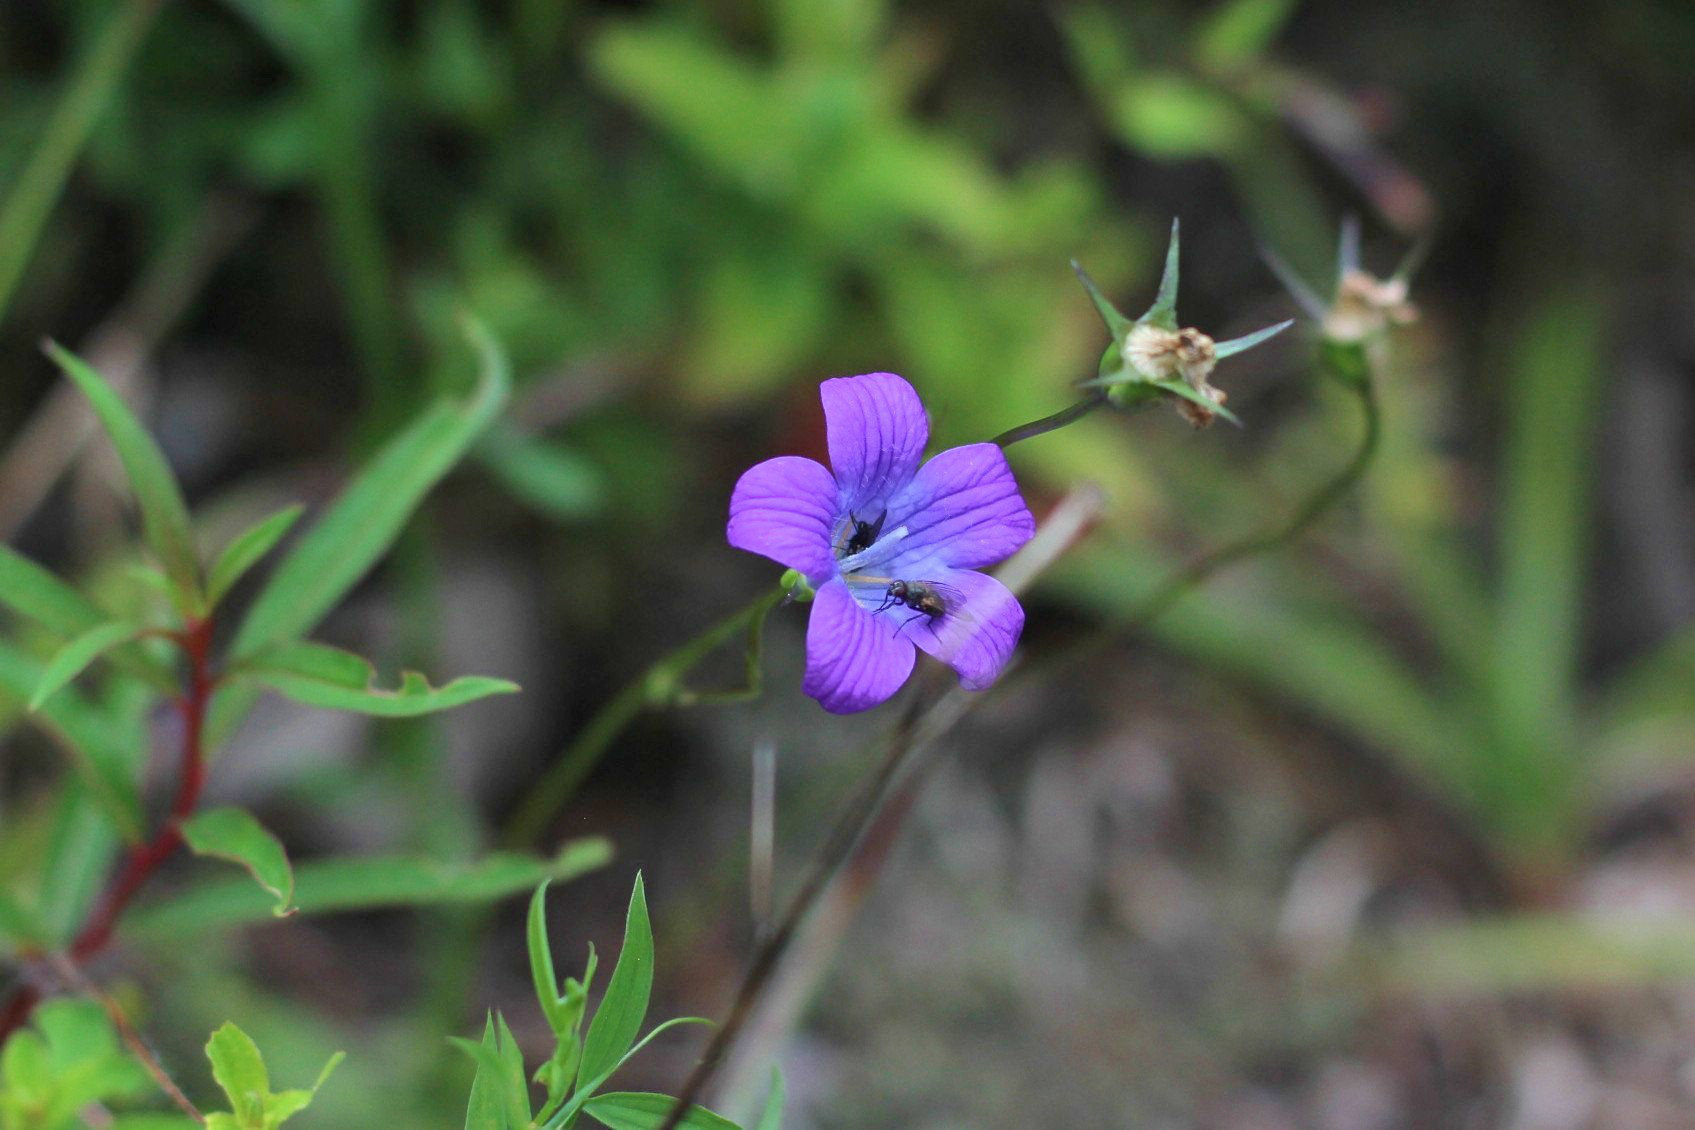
[581,1093,741,1130]
[577,874,654,1094]
[0,545,105,638]
[236,639,519,718]
[206,504,304,608]
[450,1014,531,1130]
[229,316,510,661]
[1213,318,1295,360]
[0,638,144,840]
[126,838,612,938]
[182,807,296,917]
[1069,260,1130,338]
[45,341,201,611]
[29,621,147,712]
[1138,217,1181,329]
[1149,379,1243,427]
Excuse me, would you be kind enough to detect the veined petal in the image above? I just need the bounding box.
[727,456,839,583]
[903,570,1023,691]
[822,373,928,512]
[888,443,1034,571]
[804,577,915,713]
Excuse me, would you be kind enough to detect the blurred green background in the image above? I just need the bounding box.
[2,0,1694,1125]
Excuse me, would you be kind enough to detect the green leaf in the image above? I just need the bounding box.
[755,1068,783,1130]
[461,1016,506,1130]
[449,1015,529,1130]
[235,639,519,717]
[1069,260,1131,338]
[528,882,569,1034]
[1213,318,1294,360]
[1140,217,1182,327]
[29,620,146,711]
[204,1022,341,1129]
[127,838,613,938]
[1148,378,1243,427]
[39,784,120,944]
[583,1093,740,1130]
[206,1023,269,1126]
[0,637,144,841]
[0,890,48,949]
[577,874,653,1094]
[46,341,201,611]
[0,545,106,638]
[229,317,510,661]
[109,1116,202,1129]
[543,1019,713,1130]
[1193,0,1300,70]
[182,807,297,917]
[479,425,604,521]
[207,504,305,608]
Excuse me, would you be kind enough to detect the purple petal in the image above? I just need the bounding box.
[822,373,928,511]
[887,443,1034,571]
[727,456,839,583]
[804,577,916,713]
[903,570,1023,690]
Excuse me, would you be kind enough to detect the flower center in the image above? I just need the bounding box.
[836,522,909,577]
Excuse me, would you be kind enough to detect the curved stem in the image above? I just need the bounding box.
[503,583,789,848]
[1127,374,1380,626]
[991,391,1109,448]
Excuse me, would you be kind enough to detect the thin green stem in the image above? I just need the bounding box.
[991,391,1109,448]
[0,0,162,331]
[503,583,789,847]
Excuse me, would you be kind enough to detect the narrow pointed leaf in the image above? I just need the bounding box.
[29,621,145,711]
[1069,260,1130,337]
[578,874,654,1094]
[1258,243,1327,320]
[462,1016,504,1130]
[1213,319,1295,360]
[1139,217,1181,328]
[0,638,143,839]
[45,341,201,609]
[1149,379,1243,426]
[529,882,570,1033]
[236,639,519,717]
[230,316,510,660]
[126,838,612,937]
[450,1020,530,1130]
[755,1067,785,1130]
[182,806,296,916]
[544,1018,713,1130]
[0,546,105,637]
[582,1093,741,1130]
[206,504,305,608]
[263,1051,343,1124]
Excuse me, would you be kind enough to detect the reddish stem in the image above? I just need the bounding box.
[0,615,216,1039]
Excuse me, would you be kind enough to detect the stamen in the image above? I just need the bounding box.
[837,525,908,575]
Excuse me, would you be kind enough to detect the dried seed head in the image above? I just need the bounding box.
[1324,269,1419,343]
[1123,324,1227,427]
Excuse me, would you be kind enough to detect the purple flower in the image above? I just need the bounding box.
[728,373,1035,713]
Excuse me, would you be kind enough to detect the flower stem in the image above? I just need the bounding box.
[0,614,216,1040]
[991,390,1109,448]
[503,582,789,848]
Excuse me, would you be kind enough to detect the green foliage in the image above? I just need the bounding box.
[458,876,742,1130]
[233,640,520,719]
[45,342,202,614]
[28,621,146,713]
[127,840,612,939]
[181,808,297,918]
[0,999,151,1129]
[205,506,305,610]
[203,1022,342,1130]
